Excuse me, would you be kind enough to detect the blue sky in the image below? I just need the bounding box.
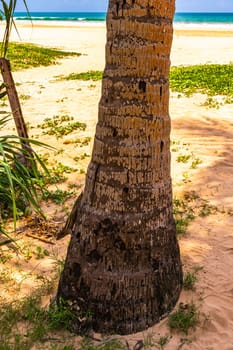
[15,0,233,13]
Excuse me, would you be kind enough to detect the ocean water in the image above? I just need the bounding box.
[14,12,106,22]
[13,11,233,29]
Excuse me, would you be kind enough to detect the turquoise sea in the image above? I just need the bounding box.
[13,12,233,29]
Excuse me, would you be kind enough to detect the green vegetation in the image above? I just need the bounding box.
[201,96,221,109]
[0,116,49,229]
[183,272,198,291]
[176,154,191,163]
[19,93,31,101]
[170,63,233,98]
[34,246,49,259]
[63,137,91,147]
[73,153,90,162]
[56,65,233,102]
[0,280,77,350]
[168,303,199,334]
[42,188,73,204]
[173,197,195,235]
[143,333,154,349]
[0,0,28,58]
[3,42,81,71]
[58,70,103,81]
[0,279,127,349]
[38,115,87,139]
[173,191,219,235]
[45,162,77,184]
[156,335,170,349]
[190,157,203,169]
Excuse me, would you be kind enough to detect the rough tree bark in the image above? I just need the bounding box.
[0,57,34,167]
[57,0,182,335]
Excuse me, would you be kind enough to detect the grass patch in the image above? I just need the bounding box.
[4,42,81,71]
[168,303,199,334]
[0,283,127,349]
[0,282,77,349]
[56,64,233,100]
[173,191,219,235]
[45,162,77,184]
[38,115,86,139]
[183,272,197,291]
[42,188,73,204]
[58,70,103,81]
[173,197,196,235]
[170,63,233,98]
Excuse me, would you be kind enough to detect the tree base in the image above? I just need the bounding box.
[57,217,182,335]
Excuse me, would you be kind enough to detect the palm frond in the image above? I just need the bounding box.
[0,0,31,57]
[0,115,52,239]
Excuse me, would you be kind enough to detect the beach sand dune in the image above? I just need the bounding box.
[0,22,233,349]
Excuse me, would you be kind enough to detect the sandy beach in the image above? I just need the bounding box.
[0,21,233,349]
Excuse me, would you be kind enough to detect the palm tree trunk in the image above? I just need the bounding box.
[0,57,34,167]
[57,0,182,335]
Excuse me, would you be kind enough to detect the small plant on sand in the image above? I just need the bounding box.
[170,139,181,147]
[190,157,202,169]
[35,246,50,259]
[79,168,86,174]
[224,96,233,104]
[201,96,221,109]
[73,153,90,162]
[58,70,103,81]
[19,93,31,100]
[42,188,73,204]
[183,272,197,291]
[38,115,86,139]
[173,197,195,235]
[199,202,217,217]
[63,137,91,147]
[156,335,171,349]
[45,162,77,184]
[176,154,191,163]
[47,298,77,331]
[143,333,154,349]
[168,303,199,334]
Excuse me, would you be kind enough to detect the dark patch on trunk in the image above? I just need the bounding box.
[151,259,159,271]
[112,128,118,137]
[75,231,81,241]
[94,218,119,236]
[111,283,117,297]
[116,2,120,16]
[87,250,102,264]
[79,278,90,296]
[115,237,126,251]
[160,86,163,98]
[72,263,81,278]
[160,140,164,152]
[139,80,147,93]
